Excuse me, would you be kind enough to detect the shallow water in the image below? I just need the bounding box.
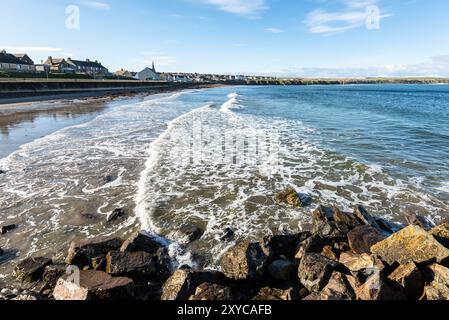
[1,85,449,276]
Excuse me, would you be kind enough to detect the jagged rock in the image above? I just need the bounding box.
[375,218,400,235]
[388,262,424,300]
[312,205,350,240]
[179,225,204,243]
[353,205,381,230]
[424,264,449,300]
[189,283,232,301]
[371,225,449,265]
[431,222,449,248]
[106,249,171,280]
[339,252,375,272]
[220,227,235,242]
[161,269,224,300]
[220,241,268,280]
[106,208,126,223]
[320,272,355,300]
[14,257,52,283]
[53,270,134,300]
[356,272,406,300]
[253,287,298,301]
[275,187,311,207]
[404,213,435,230]
[295,234,326,260]
[268,260,298,281]
[1,224,17,235]
[262,232,311,260]
[66,236,122,268]
[298,253,337,293]
[120,231,163,254]
[322,245,339,261]
[332,207,361,229]
[348,225,386,254]
[43,264,67,288]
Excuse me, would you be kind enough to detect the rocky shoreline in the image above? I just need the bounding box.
[1,188,449,301]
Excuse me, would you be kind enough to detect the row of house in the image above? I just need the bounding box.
[0,50,36,72]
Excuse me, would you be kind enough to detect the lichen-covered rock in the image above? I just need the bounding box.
[275,188,311,207]
[431,222,449,248]
[388,262,424,300]
[161,269,224,300]
[424,264,449,300]
[371,225,449,265]
[332,207,360,229]
[339,252,375,272]
[320,272,355,300]
[220,241,268,280]
[66,236,122,268]
[189,283,232,301]
[43,264,67,288]
[120,231,162,254]
[268,260,298,281]
[322,245,339,261]
[298,253,337,293]
[14,257,52,283]
[53,270,134,300]
[312,206,350,240]
[253,287,298,301]
[348,225,386,254]
[356,272,406,300]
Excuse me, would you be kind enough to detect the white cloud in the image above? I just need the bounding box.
[81,1,111,10]
[201,0,267,16]
[264,27,284,34]
[305,0,391,35]
[0,46,64,53]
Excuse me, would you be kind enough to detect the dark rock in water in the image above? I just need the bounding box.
[1,224,17,235]
[353,205,382,230]
[275,187,311,207]
[431,222,449,248]
[298,253,337,293]
[312,205,349,240]
[0,170,5,175]
[262,231,311,260]
[104,175,116,183]
[43,264,67,288]
[404,213,435,231]
[107,208,127,223]
[388,262,424,300]
[14,257,53,283]
[425,264,449,300]
[106,249,171,280]
[180,225,204,243]
[371,225,449,265]
[319,272,356,300]
[253,287,298,301]
[65,236,122,268]
[220,227,235,242]
[347,225,386,254]
[161,269,225,300]
[53,270,135,300]
[268,260,298,281]
[220,241,268,280]
[356,272,406,300]
[375,218,401,235]
[120,231,163,254]
[189,283,233,301]
[295,234,326,260]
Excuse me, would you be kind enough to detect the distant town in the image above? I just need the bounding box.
[0,49,277,83]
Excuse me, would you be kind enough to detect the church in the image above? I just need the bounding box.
[136,61,160,81]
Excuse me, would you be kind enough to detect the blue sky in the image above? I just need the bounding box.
[1,0,449,77]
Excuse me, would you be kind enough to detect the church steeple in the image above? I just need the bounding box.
[152,61,155,72]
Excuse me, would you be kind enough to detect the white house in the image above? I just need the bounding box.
[137,62,160,80]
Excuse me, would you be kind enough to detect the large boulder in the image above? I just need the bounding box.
[298,253,337,293]
[1,224,17,235]
[262,232,311,260]
[431,222,449,248]
[424,264,449,300]
[371,225,449,265]
[14,257,52,283]
[353,205,382,230]
[53,270,134,300]
[312,206,350,240]
[275,187,311,207]
[189,283,233,301]
[332,207,360,229]
[220,241,268,280]
[66,237,122,268]
[339,252,376,272]
[348,225,386,254]
[388,262,424,300]
[106,249,171,280]
[268,259,298,281]
[161,269,224,300]
[295,234,326,260]
[120,231,163,254]
[319,272,355,300]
